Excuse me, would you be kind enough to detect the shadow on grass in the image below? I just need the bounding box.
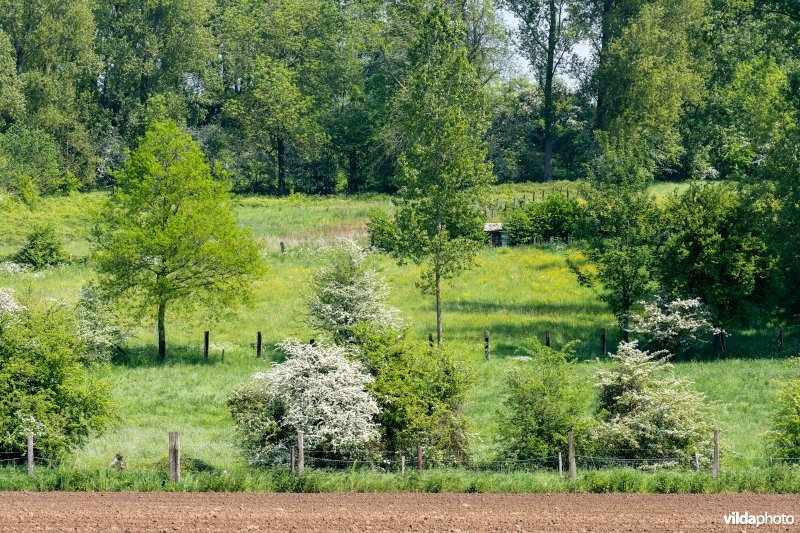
[111,343,284,369]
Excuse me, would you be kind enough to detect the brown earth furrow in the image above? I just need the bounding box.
[1,493,799,532]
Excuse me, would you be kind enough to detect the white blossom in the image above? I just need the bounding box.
[627,297,719,355]
[0,288,25,319]
[307,239,400,344]
[75,285,123,364]
[229,339,380,464]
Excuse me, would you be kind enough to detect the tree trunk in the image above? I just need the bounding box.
[157,301,167,359]
[435,271,443,346]
[277,138,286,196]
[596,0,615,130]
[542,0,557,182]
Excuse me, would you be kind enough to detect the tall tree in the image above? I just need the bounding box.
[501,0,588,181]
[92,120,263,358]
[390,4,493,345]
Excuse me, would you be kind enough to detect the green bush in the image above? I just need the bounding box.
[355,327,474,458]
[504,194,584,245]
[367,209,399,252]
[14,224,66,269]
[0,297,115,462]
[766,360,800,460]
[499,339,588,459]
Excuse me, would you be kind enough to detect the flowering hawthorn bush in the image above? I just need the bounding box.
[593,341,714,465]
[628,297,718,355]
[75,284,124,365]
[228,340,380,465]
[307,240,399,345]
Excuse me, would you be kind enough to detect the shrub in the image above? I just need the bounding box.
[354,327,473,458]
[627,297,717,355]
[367,209,399,252]
[0,293,115,461]
[593,341,714,465]
[13,224,66,270]
[75,284,124,365]
[228,340,380,465]
[499,339,588,459]
[766,360,800,461]
[505,194,584,245]
[307,240,399,345]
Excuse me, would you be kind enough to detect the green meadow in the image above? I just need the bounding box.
[0,183,793,472]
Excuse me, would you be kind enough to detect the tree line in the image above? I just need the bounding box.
[1,0,798,200]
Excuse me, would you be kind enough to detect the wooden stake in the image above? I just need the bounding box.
[401,456,406,475]
[169,432,180,483]
[600,328,607,357]
[568,431,576,481]
[712,429,719,479]
[484,331,490,361]
[779,326,784,350]
[694,451,700,473]
[204,331,209,360]
[257,331,262,358]
[417,445,423,474]
[27,433,34,476]
[280,242,285,254]
[291,446,296,473]
[428,332,434,347]
[221,349,225,363]
[545,331,552,348]
[558,451,563,478]
[298,431,304,474]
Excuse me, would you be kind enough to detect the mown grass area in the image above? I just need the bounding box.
[0,184,795,473]
[4,465,800,493]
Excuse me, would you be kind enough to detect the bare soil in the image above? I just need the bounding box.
[1,492,799,532]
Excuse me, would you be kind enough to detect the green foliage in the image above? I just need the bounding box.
[0,125,64,199]
[355,327,473,457]
[569,187,659,332]
[389,3,494,342]
[92,120,264,357]
[0,299,114,461]
[766,360,800,461]
[367,209,400,253]
[657,183,778,326]
[503,194,583,245]
[499,339,587,459]
[14,223,66,270]
[593,342,714,465]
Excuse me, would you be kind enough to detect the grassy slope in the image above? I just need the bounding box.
[0,182,791,470]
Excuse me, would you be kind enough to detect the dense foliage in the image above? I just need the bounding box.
[0,290,114,461]
[593,342,714,465]
[228,340,380,465]
[767,360,800,461]
[13,224,66,270]
[499,339,587,459]
[92,120,263,358]
[504,193,583,245]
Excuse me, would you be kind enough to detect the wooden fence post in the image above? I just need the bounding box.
[291,446,296,473]
[558,451,563,477]
[204,331,209,360]
[778,326,784,350]
[694,451,700,473]
[169,432,180,483]
[600,328,607,357]
[298,431,304,474]
[280,242,285,254]
[568,431,576,482]
[417,445,423,474]
[428,332,434,347]
[712,429,720,479]
[545,331,552,348]
[221,349,225,363]
[27,433,34,476]
[401,456,406,475]
[257,331,262,358]
[484,331,490,361]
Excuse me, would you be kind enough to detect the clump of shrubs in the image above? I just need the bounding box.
[766,360,800,461]
[592,341,714,465]
[228,340,380,465]
[499,339,588,459]
[504,193,584,245]
[0,289,115,462]
[13,224,66,270]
